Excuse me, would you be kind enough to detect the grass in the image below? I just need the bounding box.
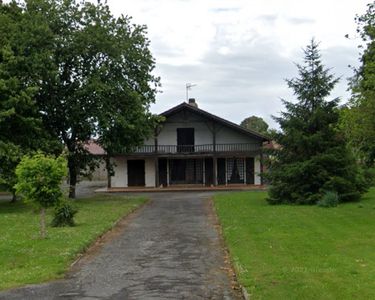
[214,188,375,300]
[0,195,147,290]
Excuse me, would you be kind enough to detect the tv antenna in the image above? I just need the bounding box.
[186,83,197,101]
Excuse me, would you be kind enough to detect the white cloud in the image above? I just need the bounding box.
[106,0,369,128]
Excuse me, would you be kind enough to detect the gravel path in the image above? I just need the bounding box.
[0,191,241,300]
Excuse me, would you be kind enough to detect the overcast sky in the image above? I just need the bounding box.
[107,0,369,128]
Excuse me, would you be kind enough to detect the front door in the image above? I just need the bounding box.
[246,157,255,184]
[177,128,194,152]
[217,158,226,185]
[158,158,168,187]
[127,160,145,186]
[205,158,213,186]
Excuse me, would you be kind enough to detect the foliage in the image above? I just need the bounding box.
[214,189,375,299]
[51,200,78,227]
[0,2,61,199]
[240,115,269,135]
[342,2,375,167]
[317,191,339,207]
[266,39,368,205]
[1,0,160,198]
[15,153,66,208]
[0,195,147,290]
[14,153,67,238]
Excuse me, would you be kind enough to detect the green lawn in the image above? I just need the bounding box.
[0,195,147,290]
[214,188,375,300]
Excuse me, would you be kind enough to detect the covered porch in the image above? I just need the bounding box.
[96,183,266,193]
[109,154,263,189]
[155,156,262,187]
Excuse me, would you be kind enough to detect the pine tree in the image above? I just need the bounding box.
[266,40,368,205]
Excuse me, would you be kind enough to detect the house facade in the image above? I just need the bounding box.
[110,99,269,188]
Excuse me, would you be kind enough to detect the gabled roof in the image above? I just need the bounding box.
[160,102,270,142]
[85,140,105,155]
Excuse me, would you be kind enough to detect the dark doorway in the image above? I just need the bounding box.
[158,158,167,187]
[246,157,255,184]
[127,160,145,186]
[217,158,226,185]
[205,158,213,186]
[169,159,203,184]
[170,159,186,183]
[177,128,194,152]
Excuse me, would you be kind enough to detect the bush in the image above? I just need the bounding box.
[317,191,339,207]
[51,200,78,227]
[364,167,375,186]
[15,153,67,238]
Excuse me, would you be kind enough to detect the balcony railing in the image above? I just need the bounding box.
[132,143,261,154]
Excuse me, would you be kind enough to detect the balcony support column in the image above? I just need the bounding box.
[167,158,170,186]
[202,158,205,186]
[213,156,218,186]
[213,123,216,153]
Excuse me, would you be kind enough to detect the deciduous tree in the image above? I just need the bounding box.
[343,2,375,167]
[240,115,269,135]
[0,2,58,201]
[2,0,160,198]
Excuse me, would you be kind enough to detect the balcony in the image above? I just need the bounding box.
[130,143,262,155]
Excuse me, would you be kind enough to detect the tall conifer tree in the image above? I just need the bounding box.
[267,40,368,204]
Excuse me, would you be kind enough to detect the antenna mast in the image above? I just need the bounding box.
[185,83,197,101]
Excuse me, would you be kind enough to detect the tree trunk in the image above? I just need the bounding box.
[10,190,17,203]
[40,207,46,239]
[68,156,77,199]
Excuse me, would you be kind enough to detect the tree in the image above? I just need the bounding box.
[15,153,67,238]
[240,116,269,135]
[3,0,160,198]
[0,2,60,201]
[343,2,375,167]
[266,39,368,205]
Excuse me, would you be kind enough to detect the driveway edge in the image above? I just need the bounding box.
[207,197,244,300]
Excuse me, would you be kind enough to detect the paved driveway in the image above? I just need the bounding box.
[0,192,241,300]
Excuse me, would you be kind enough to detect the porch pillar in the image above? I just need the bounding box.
[167,158,170,186]
[154,128,159,187]
[202,158,205,186]
[213,156,218,186]
[243,157,247,185]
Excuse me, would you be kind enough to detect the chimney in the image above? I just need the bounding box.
[188,98,198,108]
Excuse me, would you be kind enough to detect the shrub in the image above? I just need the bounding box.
[364,167,375,186]
[15,153,67,238]
[317,191,339,208]
[51,200,78,227]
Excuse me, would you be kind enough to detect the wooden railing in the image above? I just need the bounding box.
[133,143,260,154]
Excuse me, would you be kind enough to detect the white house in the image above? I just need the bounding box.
[110,99,269,188]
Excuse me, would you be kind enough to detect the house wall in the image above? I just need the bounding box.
[111,156,127,188]
[91,160,107,180]
[110,156,155,188]
[157,121,213,145]
[156,115,260,146]
[216,126,260,144]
